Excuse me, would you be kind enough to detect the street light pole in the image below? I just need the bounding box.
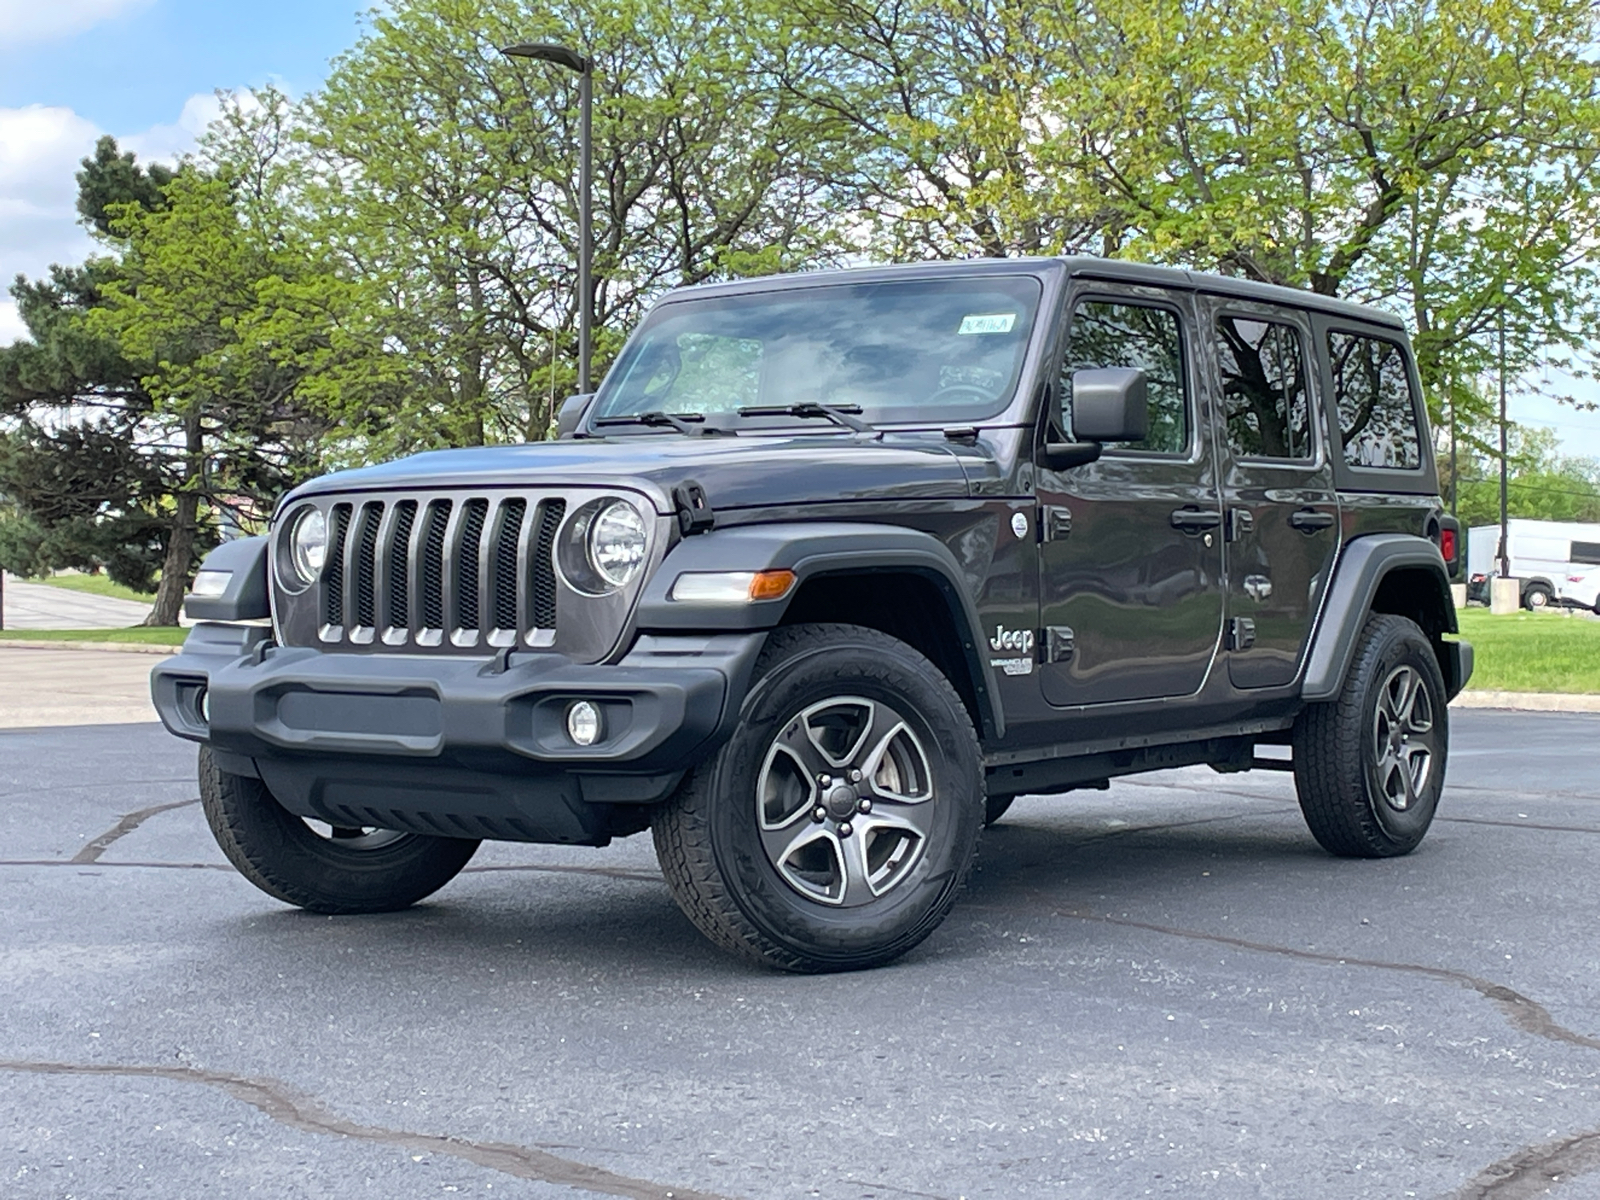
[500,41,594,394]
[1497,308,1509,579]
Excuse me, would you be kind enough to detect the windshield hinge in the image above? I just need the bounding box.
[674,481,715,536]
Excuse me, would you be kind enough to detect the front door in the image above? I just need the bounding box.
[1036,288,1225,707]
[1201,298,1340,689]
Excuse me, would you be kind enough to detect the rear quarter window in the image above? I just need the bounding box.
[1326,331,1423,470]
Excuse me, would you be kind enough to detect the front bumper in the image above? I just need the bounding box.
[152,623,765,845]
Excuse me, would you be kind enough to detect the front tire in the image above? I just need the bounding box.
[651,624,984,972]
[199,747,480,913]
[1292,614,1448,858]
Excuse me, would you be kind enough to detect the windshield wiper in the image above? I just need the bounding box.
[736,402,877,435]
[592,411,722,436]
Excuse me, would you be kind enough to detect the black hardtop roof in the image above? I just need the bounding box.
[660,255,1406,331]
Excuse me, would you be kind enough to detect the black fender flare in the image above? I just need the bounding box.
[184,536,270,622]
[634,522,1004,739]
[1301,533,1470,701]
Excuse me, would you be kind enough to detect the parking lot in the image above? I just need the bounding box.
[4,685,1600,1198]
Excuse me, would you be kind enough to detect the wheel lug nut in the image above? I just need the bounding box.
[849,769,862,783]
[857,798,872,813]
[812,806,827,823]
[838,822,853,837]
[818,774,832,787]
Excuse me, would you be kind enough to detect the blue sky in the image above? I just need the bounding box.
[0,0,365,132]
[2,0,1600,462]
[0,0,365,344]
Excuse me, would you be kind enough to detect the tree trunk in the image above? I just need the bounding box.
[144,410,203,627]
[145,490,199,626]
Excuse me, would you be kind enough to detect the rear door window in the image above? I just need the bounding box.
[1216,315,1311,460]
[1326,331,1422,470]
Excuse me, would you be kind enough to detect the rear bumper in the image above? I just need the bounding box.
[151,623,765,844]
[1441,638,1474,701]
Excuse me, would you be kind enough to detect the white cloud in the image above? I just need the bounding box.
[0,0,152,45]
[0,93,222,345]
[0,105,100,305]
[123,92,226,165]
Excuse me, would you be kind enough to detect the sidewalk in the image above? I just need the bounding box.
[0,647,159,727]
[1,572,152,629]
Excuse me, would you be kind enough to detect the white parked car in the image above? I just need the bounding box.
[1561,564,1600,613]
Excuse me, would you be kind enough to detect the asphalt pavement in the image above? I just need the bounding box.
[3,711,1600,1200]
[1,573,153,629]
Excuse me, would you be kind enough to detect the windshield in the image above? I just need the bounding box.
[592,276,1042,427]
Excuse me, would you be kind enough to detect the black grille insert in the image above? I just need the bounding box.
[455,498,489,631]
[387,500,417,628]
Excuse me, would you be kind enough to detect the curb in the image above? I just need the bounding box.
[0,639,180,656]
[1452,690,1600,713]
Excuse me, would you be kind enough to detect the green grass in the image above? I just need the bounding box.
[1454,608,1600,694]
[0,626,186,645]
[16,573,155,604]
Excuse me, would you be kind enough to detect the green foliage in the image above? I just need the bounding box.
[1444,427,1600,525]
[0,626,185,645]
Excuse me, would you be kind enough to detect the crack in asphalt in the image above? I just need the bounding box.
[1024,907,1600,1053]
[0,1058,734,1200]
[1447,1127,1600,1199]
[70,798,200,863]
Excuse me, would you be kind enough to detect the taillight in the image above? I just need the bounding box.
[1572,575,1587,583]
[1440,528,1457,564]
[1471,573,1486,584]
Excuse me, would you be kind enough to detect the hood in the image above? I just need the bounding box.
[286,432,980,515]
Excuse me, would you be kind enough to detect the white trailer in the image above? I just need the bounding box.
[1465,517,1600,609]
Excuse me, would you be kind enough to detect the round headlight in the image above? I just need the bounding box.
[289,507,328,584]
[586,501,648,589]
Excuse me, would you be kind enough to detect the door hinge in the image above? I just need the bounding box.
[1044,625,1075,662]
[1228,617,1257,651]
[1227,508,1254,542]
[1040,505,1073,542]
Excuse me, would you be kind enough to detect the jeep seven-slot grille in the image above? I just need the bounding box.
[318,494,566,649]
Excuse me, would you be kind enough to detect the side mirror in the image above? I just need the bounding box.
[556,393,595,439]
[1070,367,1148,443]
[1038,367,1150,471]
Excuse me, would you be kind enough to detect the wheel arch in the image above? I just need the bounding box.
[1302,533,1469,702]
[634,522,1004,740]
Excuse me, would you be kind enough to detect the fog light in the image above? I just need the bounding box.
[198,687,211,724]
[565,700,601,747]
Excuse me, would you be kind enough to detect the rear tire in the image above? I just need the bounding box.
[1524,583,1552,611]
[651,624,983,972]
[199,747,479,913]
[1292,614,1448,858]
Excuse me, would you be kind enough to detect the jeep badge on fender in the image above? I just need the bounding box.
[153,257,1470,972]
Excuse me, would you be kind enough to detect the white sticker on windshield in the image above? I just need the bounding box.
[958,313,1017,335]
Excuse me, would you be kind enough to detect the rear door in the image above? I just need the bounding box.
[1202,297,1339,689]
[1035,285,1225,707]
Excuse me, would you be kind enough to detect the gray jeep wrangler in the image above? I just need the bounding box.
[153,258,1470,972]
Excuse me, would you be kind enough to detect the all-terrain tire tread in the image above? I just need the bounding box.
[199,748,479,913]
[1292,613,1445,859]
[651,623,983,972]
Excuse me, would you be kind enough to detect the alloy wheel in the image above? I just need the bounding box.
[755,696,935,907]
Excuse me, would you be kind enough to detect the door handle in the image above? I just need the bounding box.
[1170,508,1223,532]
[1289,509,1335,532]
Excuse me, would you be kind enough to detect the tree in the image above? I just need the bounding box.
[1446,426,1600,526]
[82,93,393,623]
[301,0,850,453]
[1039,0,1600,436]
